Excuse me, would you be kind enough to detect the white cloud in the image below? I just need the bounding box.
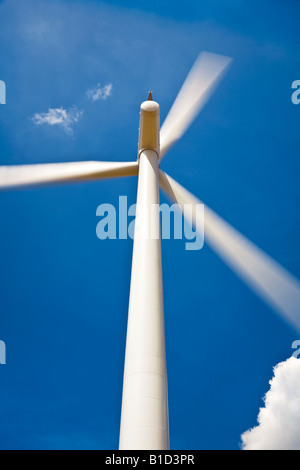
[241,357,300,450]
[86,83,112,102]
[32,106,83,134]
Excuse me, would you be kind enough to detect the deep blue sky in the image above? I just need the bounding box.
[0,0,300,450]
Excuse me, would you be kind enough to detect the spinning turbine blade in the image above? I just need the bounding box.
[159,171,300,332]
[0,160,138,189]
[160,52,232,158]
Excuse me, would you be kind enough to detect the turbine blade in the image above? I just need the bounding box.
[159,171,300,332]
[160,52,232,159]
[0,161,138,190]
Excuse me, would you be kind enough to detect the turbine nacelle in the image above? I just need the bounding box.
[138,92,160,160]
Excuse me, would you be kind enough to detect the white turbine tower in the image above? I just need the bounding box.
[1,52,300,450]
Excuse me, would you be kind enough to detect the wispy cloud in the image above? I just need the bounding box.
[32,106,83,134]
[86,83,112,102]
[241,357,300,450]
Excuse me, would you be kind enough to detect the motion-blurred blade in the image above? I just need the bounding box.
[159,171,300,332]
[0,160,138,189]
[160,52,232,159]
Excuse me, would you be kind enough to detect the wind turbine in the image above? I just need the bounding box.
[1,52,300,450]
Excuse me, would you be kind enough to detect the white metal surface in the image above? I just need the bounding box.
[119,149,169,450]
[0,160,138,189]
[159,170,300,332]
